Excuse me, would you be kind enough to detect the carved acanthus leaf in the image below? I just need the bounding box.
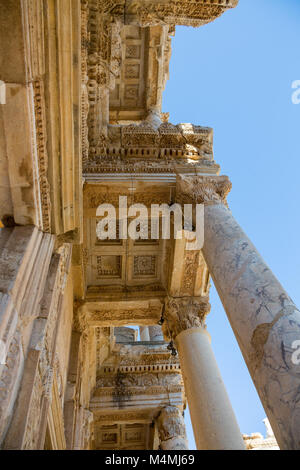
[176,174,232,205]
[163,296,210,340]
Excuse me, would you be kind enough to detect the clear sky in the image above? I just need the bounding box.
[163,0,300,449]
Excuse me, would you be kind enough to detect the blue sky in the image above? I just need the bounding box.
[163,0,300,449]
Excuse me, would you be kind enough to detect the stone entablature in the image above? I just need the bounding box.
[83,122,215,173]
[122,0,238,27]
[176,174,232,205]
[91,336,186,450]
[82,0,238,160]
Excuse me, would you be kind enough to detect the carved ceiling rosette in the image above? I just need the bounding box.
[163,296,211,341]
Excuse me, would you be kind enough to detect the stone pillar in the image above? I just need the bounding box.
[176,174,300,450]
[139,326,150,342]
[64,330,81,450]
[156,406,188,450]
[149,325,164,342]
[164,296,245,450]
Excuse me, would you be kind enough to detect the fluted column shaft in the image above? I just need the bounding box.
[164,297,245,450]
[176,174,300,450]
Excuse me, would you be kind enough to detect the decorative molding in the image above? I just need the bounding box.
[99,363,180,375]
[84,187,171,208]
[81,0,90,164]
[181,251,199,295]
[93,384,183,397]
[83,122,214,171]
[124,0,238,27]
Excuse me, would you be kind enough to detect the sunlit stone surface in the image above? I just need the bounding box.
[2,0,299,451]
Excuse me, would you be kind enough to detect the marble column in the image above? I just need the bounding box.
[156,406,189,450]
[164,296,245,450]
[176,174,300,450]
[139,326,150,342]
[149,325,164,342]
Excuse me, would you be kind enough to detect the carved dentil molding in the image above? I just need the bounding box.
[164,296,211,340]
[176,174,232,205]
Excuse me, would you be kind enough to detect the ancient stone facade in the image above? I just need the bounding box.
[0,0,299,451]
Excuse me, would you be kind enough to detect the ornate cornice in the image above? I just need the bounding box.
[163,296,211,340]
[83,122,214,170]
[99,362,180,375]
[176,174,232,205]
[93,384,183,397]
[124,0,238,27]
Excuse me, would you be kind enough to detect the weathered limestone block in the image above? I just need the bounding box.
[124,0,239,27]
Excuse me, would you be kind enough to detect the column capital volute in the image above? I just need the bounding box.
[163,296,211,341]
[175,174,232,206]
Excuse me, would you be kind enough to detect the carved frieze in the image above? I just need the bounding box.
[97,371,181,388]
[88,306,161,325]
[93,410,150,423]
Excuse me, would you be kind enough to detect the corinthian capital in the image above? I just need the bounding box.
[176,174,232,205]
[163,296,211,340]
